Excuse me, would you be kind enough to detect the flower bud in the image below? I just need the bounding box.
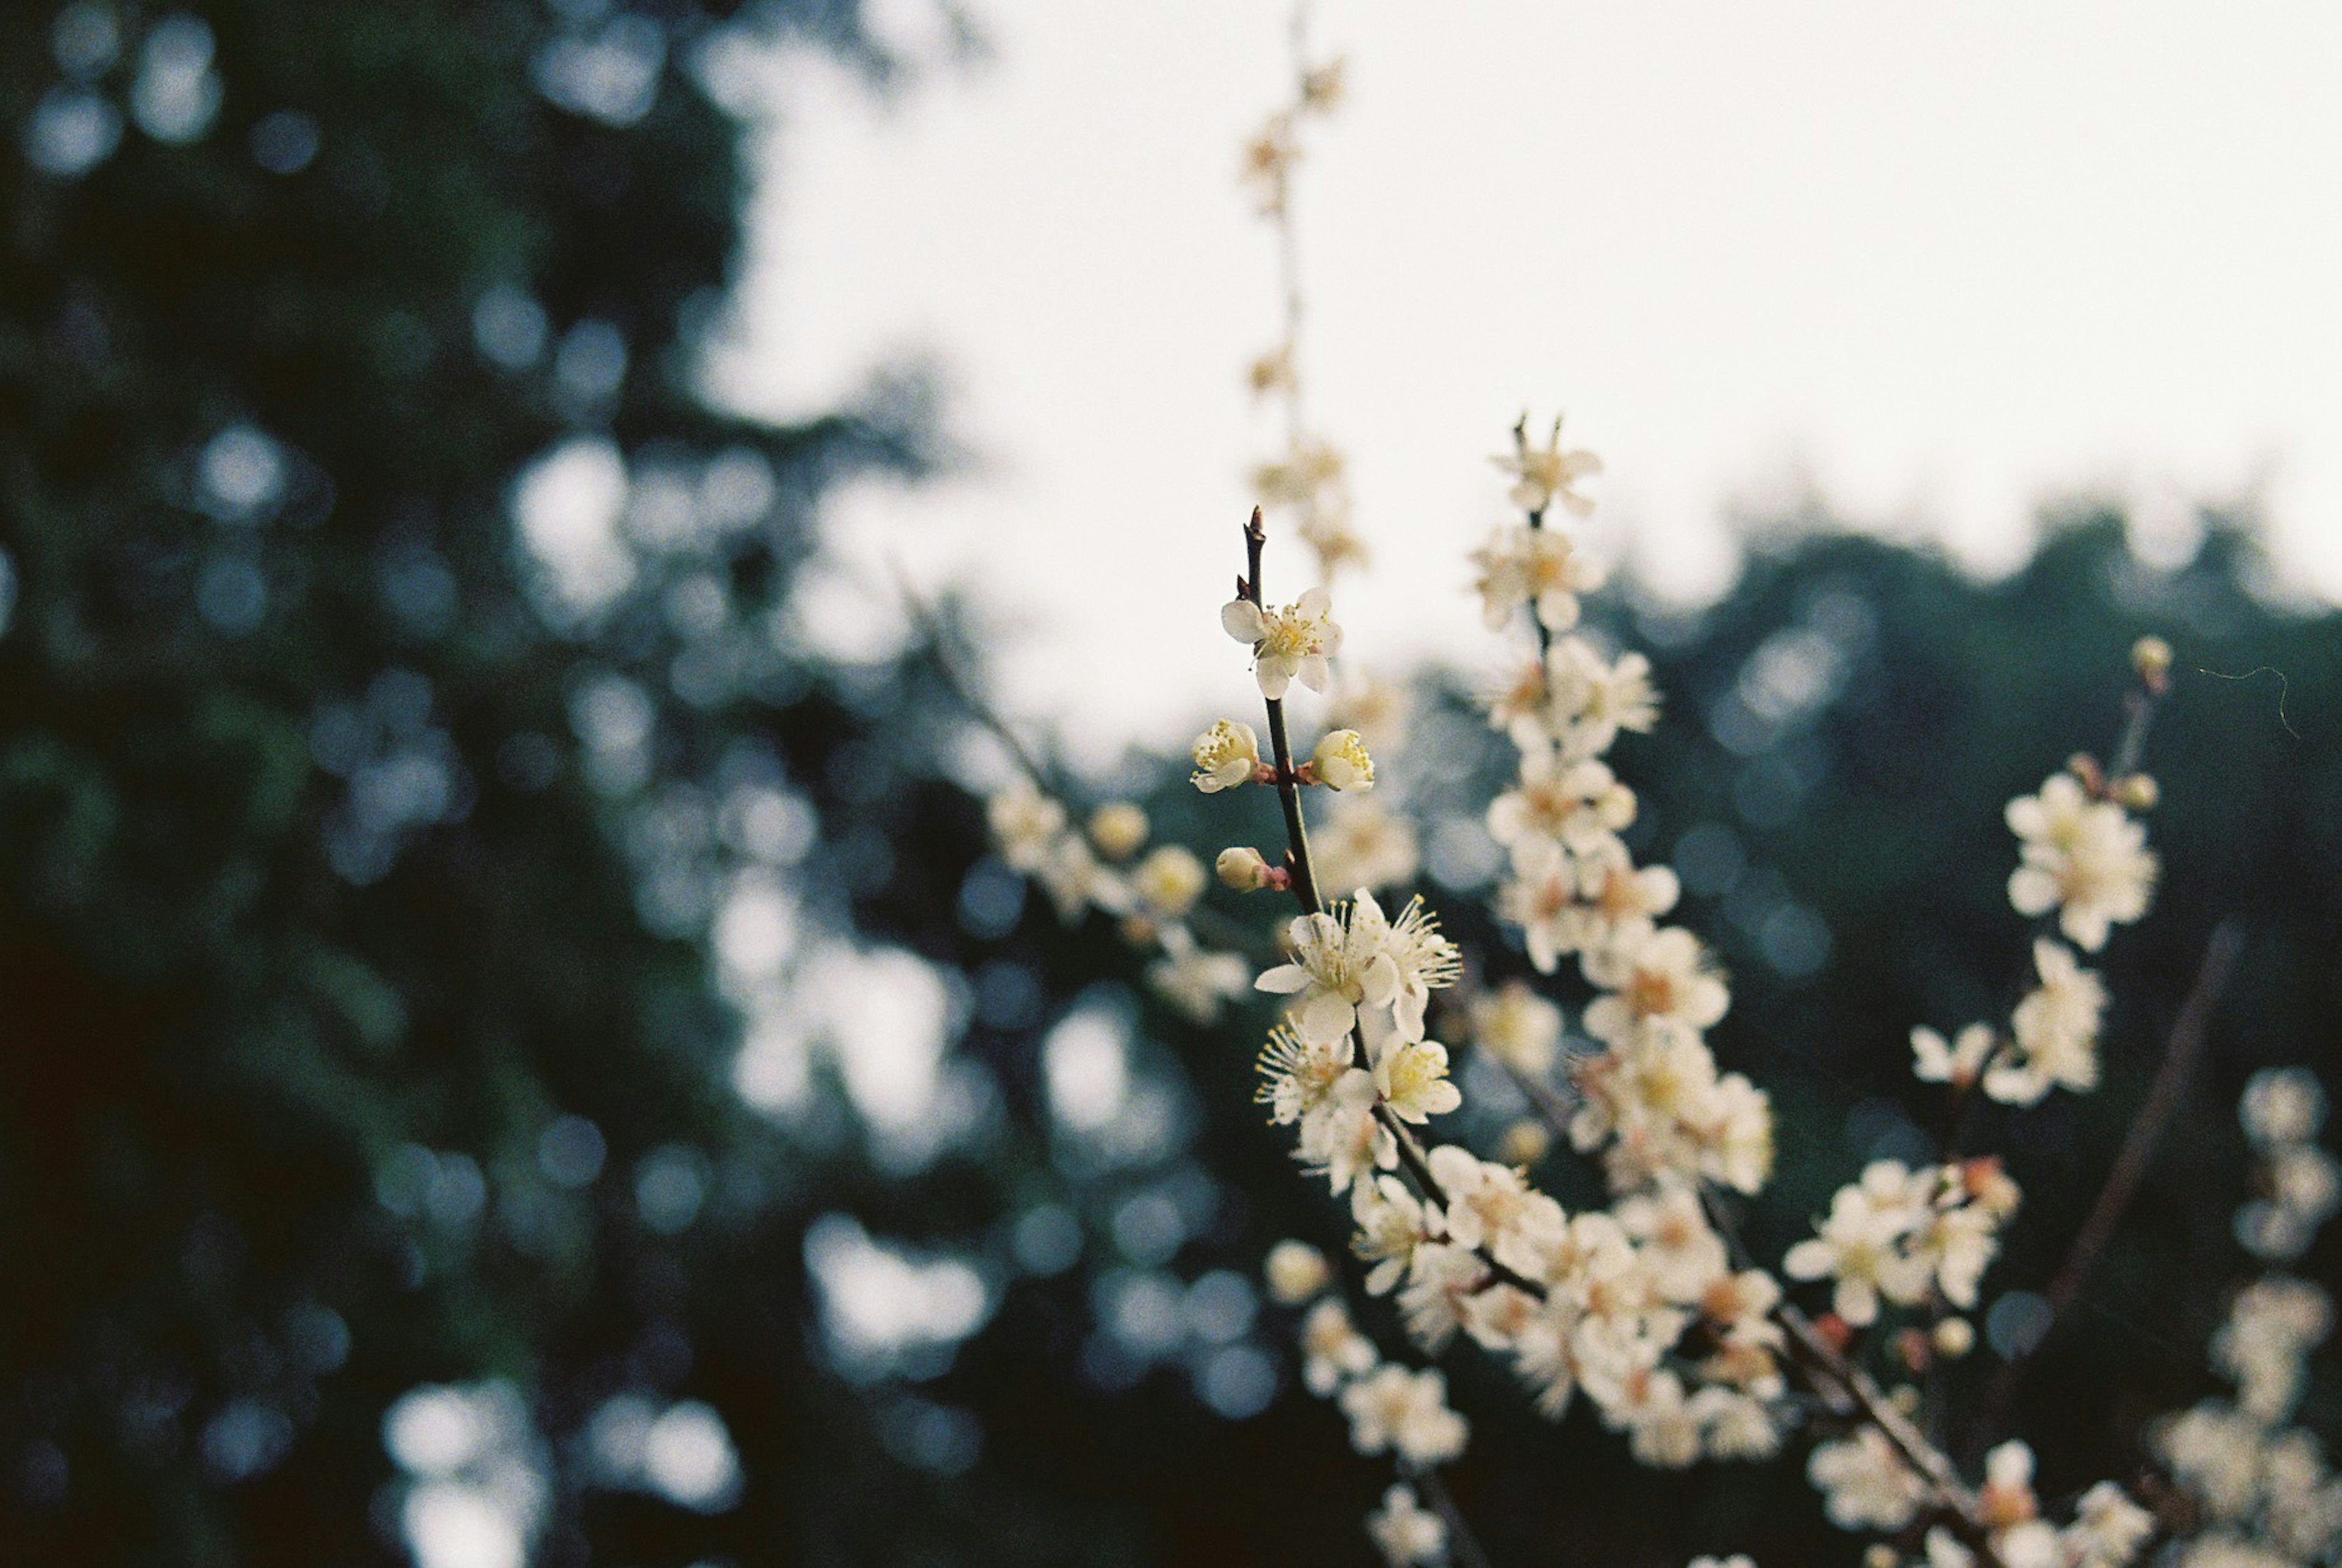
[1191,719,1262,794]
[1217,845,1275,891]
[2111,773,2159,812]
[1262,1239,1331,1305]
[1499,1119,1550,1167]
[1309,728,1375,792]
[1933,1316,1975,1359]
[1896,1326,1932,1373]
[1864,1547,1899,1568]
[1087,801,1149,859]
[2132,634,2174,687]
[1134,845,1207,918]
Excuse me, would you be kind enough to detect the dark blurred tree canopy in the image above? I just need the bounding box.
[1,4,2337,1567]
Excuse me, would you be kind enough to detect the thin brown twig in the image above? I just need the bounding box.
[1974,919,2246,1436]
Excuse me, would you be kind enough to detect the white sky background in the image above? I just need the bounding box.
[709,1,2342,760]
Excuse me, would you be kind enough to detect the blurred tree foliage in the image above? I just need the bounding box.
[1,3,2337,1567]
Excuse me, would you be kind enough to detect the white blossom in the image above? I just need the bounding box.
[1257,892,1458,1046]
[1582,927,1731,1050]
[1488,750,1637,867]
[1148,926,1249,1023]
[1222,587,1342,700]
[1298,1298,1378,1395]
[1352,1174,1436,1294]
[1494,418,1602,518]
[1469,981,1564,1076]
[1911,1023,1996,1090]
[1470,521,1606,633]
[2006,771,2158,952]
[987,780,1066,873]
[1366,1483,1448,1567]
[1295,1065,1395,1195]
[1311,728,1376,791]
[1339,1364,1469,1466]
[1991,940,2106,1103]
[2242,1068,2327,1150]
[1311,796,1422,893]
[1262,1239,1331,1305]
[1782,1162,1932,1326]
[1807,1426,1928,1531]
[1373,1035,1463,1124]
[1133,845,1207,918]
[2063,1481,2155,1568]
[1191,718,1262,793]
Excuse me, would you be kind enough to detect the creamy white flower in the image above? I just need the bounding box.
[1256,1025,1350,1126]
[987,780,1066,873]
[1808,1426,1928,1531]
[1542,635,1661,761]
[1311,796,1422,893]
[1374,1036,1463,1124]
[1296,1065,1395,1195]
[1979,1440,2041,1534]
[1621,1368,1703,1468]
[1495,417,1602,518]
[1262,1239,1331,1305]
[2064,1481,2155,1568]
[1352,1174,1437,1294]
[1470,522,1606,633]
[1692,1386,1782,1461]
[1912,1023,1996,1090]
[1993,939,2106,1103]
[1191,718,1262,793]
[1583,927,1731,1049]
[1489,750,1637,867]
[1310,728,1375,791]
[1426,1144,1567,1278]
[1339,1364,1469,1465]
[2242,1067,2328,1150]
[1458,1280,1541,1353]
[1086,801,1149,859]
[1366,1484,1447,1568]
[1299,1298,1378,1395]
[1397,1240,1490,1353]
[1133,845,1207,919]
[1257,892,1450,1045]
[1148,926,1249,1023]
[1783,1163,1932,1326]
[2007,771,2158,952]
[1222,586,1342,701]
[1702,1073,1775,1196]
[1034,836,1130,922]
[1470,981,1564,1075]
[1327,665,1412,754]
[1616,1183,1730,1305]
[1912,1197,2000,1310]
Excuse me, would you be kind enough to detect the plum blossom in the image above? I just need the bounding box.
[1147,925,1248,1022]
[1470,522,1606,633]
[1223,586,1342,700]
[1298,1298,1377,1394]
[1339,1365,1469,1465]
[1989,940,2106,1104]
[1495,417,1602,517]
[1366,1483,1447,1567]
[1911,1023,1996,1090]
[2007,770,2158,951]
[1807,1426,1927,1531]
[1309,728,1376,791]
[1191,718,1262,793]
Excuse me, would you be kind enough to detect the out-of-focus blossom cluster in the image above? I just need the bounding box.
[2152,1076,2342,1568]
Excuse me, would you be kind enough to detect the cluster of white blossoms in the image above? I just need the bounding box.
[1262,1241,1464,1567]
[1902,750,2163,1113]
[2235,1067,2341,1261]
[983,779,1249,1024]
[2149,1076,2342,1568]
[1782,1158,2018,1328]
[1805,1430,2154,1568]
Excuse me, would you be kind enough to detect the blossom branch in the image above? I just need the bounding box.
[1975,918,2246,1433]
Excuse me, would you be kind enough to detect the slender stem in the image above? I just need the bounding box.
[1974,920,2245,1435]
[1244,508,1322,913]
[1243,509,1538,1299]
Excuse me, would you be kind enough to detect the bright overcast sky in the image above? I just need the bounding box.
[711,1,2342,756]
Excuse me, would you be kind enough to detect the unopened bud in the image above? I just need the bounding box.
[1933,1316,1976,1359]
[1217,845,1275,891]
[1499,1119,1551,1167]
[2111,773,2160,812]
[1087,801,1149,860]
[2132,635,2174,689]
[1896,1326,1932,1373]
[1813,1312,1853,1353]
[1864,1545,1900,1568]
[1263,1239,1331,1305]
[2067,753,2106,795]
[1888,1383,1922,1416]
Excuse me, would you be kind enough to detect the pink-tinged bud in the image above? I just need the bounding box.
[1216,845,1274,891]
[2132,635,2174,691]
